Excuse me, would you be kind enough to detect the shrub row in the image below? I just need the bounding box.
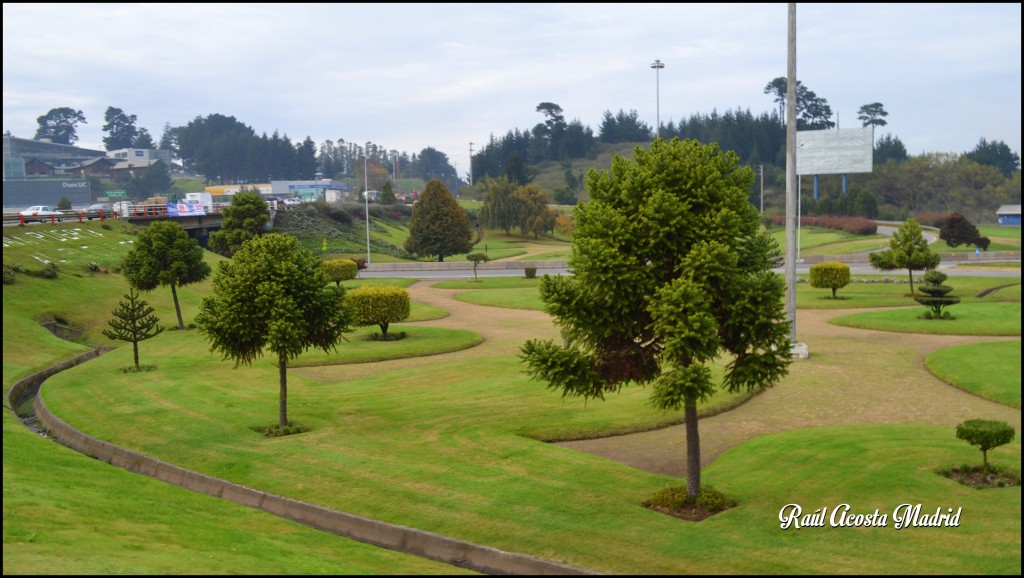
[771,214,877,235]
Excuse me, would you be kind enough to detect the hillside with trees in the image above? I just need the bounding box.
[36,74,1021,225]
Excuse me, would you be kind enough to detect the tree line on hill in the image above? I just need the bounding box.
[30,74,1020,222]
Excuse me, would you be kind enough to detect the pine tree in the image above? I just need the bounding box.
[102,288,165,370]
[403,180,473,262]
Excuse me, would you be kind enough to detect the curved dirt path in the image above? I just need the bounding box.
[298,281,1020,479]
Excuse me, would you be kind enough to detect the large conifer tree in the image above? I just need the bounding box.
[403,180,473,262]
[521,137,792,498]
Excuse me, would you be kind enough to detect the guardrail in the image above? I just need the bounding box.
[2,203,238,225]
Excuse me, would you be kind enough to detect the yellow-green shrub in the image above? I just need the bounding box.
[323,258,358,287]
[809,261,851,299]
[347,285,410,339]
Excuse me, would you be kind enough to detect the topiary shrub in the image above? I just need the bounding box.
[955,419,1015,473]
[914,269,959,319]
[347,285,410,340]
[524,266,537,279]
[323,258,358,287]
[809,261,851,299]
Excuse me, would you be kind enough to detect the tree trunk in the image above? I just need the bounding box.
[279,356,288,427]
[132,341,140,370]
[170,282,184,329]
[906,268,915,295]
[380,322,389,339]
[684,398,701,497]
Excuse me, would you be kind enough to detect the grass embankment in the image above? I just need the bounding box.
[2,222,469,575]
[925,340,1022,408]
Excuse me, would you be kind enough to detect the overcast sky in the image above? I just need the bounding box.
[4,3,1020,178]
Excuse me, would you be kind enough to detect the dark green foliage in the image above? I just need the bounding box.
[102,287,165,370]
[466,252,490,282]
[598,109,653,143]
[381,181,397,205]
[874,132,908,165]
[55,196,72,210]
[955,419,1016,472]
[868,218,940,294]
[196,233,355,427]
[122,220,211,329]
[3,263,15,284]
[403,180,473,262]
[208,191,269,257]
[521,138,791,498]
[914,269,960,318]
[524,267,537,279]
[34,107,86,144]
[123,161,172,198]
[964,137,1021,178]
[642,485,738,520]
[252,422,310,438]
[102,106,139,151]
[22,262,59,279]
[809,262,851,299]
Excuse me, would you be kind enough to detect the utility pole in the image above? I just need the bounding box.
[468,141,474,187]
[759,164,764,214]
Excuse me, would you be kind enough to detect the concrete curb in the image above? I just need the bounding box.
[8,360,600,575]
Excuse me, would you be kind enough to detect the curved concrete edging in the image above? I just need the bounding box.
[13,364,599,576]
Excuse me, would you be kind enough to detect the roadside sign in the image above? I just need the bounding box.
[106,190,127,198]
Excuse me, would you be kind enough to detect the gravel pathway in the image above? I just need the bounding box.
[351,281,1021,480]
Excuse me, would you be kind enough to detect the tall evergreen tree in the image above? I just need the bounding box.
[521,138,792,498]
[102,107,139,150]
[34,107,86,144]
[404,179,473,262]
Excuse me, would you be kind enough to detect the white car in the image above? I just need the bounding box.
[19,205,65,223]
[284,197,303,206]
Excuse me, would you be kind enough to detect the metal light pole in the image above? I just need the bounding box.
[650,59,665,139]
[364,156,371,265]
[759,164,765,214]
[785,3,798,344]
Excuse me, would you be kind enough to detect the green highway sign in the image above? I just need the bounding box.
[106,190,127,198]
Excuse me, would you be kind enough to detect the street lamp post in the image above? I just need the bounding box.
[650,59,665,139]
[364,156,371,265]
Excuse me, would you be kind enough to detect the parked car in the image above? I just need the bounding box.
[83,203,114,220]
[112,200,135,216]
[284,197,303,207]
[19,205,64,223]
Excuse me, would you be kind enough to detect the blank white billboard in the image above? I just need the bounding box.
[796,127,874,175]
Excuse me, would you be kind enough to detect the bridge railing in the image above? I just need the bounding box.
[2,203,234,225]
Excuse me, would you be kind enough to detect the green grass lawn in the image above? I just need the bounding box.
[4,220,1021,574]
[768,226,890,256]
[829,303,1021,336]
[288,325,483,367]
[1,411,469,575]
[433,276,1021,314]
[925,340,1022,408]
